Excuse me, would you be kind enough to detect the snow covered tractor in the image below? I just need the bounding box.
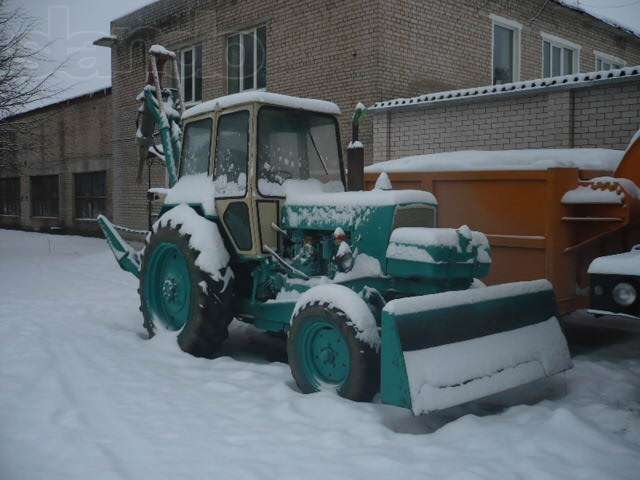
[98,46,571,415]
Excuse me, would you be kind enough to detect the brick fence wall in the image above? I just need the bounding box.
[372,77,640,163]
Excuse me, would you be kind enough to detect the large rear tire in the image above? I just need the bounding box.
[287,302,379,402]
[140,222,233,358]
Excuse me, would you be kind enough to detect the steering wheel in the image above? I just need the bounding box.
[264,169,293,184]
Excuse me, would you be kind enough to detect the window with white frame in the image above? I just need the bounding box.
[178,45,203,104]
[542,33,579,77]
[595,51,626,71]
[227,26,266,94]
[491,15,521,85]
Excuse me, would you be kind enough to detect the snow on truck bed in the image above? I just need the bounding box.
[1,229,640,479]
[365,148,624,174]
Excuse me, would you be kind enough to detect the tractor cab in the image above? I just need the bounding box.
[179,92,345,258]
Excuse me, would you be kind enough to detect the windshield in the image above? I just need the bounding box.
[257,107,344,197]
[180,118,212,176]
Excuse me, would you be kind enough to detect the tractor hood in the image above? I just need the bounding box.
[282,189,437,230]
[284,189,437,209]
[282,189,437,260]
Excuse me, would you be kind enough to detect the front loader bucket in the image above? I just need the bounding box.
[97,215,142,278]
[380,280,572,414]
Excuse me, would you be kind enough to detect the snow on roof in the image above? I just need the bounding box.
[183,91,341,120]
[112,0,165,23]
[371,66,640,111]
[4,85,112,120]
[364,149,624,174]
[554,1,640,38]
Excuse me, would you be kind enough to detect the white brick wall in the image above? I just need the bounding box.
[373,79,640,163]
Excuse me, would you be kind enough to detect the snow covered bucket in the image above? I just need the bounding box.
[380,280,572,414]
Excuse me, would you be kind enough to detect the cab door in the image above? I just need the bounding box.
[212,107,257,255]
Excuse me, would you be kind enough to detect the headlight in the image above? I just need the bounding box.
[612,282,636,306]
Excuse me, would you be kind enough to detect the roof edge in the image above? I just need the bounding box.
[371,66,640,112]
[552,0,640,39]
[111,0,167,24]
[2,86,112,121]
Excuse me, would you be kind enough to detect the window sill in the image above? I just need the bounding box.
[31,216,60,220]
[0,214,19,218]
[74,218,99,222]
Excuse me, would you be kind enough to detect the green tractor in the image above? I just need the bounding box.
[98,46,571,415]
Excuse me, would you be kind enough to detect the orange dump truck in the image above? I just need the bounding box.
[364,135,640,315]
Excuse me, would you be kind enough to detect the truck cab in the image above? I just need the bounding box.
[178,92,345,259]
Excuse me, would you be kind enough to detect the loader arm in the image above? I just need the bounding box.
[136,47,183,187]
[97,215,142,278]
[142,86,179,187]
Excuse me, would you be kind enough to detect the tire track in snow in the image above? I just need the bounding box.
[38,315,155,480]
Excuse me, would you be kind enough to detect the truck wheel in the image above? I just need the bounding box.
[287,302,379,402]
[140,223,233,358]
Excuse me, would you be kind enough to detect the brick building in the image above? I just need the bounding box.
[3,0,640,234]
[0,88,112,233]
[94,0,640,231]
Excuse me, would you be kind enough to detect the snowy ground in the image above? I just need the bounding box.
[1,229,639,480]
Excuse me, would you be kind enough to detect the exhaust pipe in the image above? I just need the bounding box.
[347,103,366,191]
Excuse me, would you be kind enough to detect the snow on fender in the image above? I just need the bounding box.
[153,203,231,284]
[291,284,380,350]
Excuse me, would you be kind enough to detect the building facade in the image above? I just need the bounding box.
[3,0,640,234]
[0,89,112,233]
[102,0,640,231]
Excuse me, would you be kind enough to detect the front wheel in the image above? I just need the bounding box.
[287,301,379,402]
[140,220,233,358]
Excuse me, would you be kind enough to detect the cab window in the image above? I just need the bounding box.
[180,118,212,176]
[257,107,343,197]
[213,110,250,198]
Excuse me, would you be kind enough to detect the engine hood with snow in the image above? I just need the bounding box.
[281,189,437,260]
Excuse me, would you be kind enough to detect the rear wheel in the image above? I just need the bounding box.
[140,223,233,358]
[287,302,379,402]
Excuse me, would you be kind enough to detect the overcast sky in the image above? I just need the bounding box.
[11,0,640,108]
